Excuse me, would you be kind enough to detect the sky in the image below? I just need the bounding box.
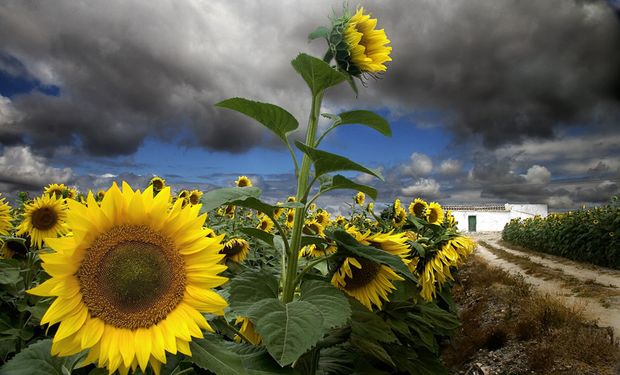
[0,0,619,212]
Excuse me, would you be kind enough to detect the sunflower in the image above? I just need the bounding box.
[97,190,106,200]
[408,198,428,218]
[331,257,403,310]
[67,188,78,200]
[285,209,295,229]
[308,203,317,212]
[363,231,411,265]
[392,207,407,228]
[273,204,285,220]
[224,205,236,218]
[17,194,68,249]
[177,190,189,200]
[27,182,228,375]
[419,236,476,301]
[0,196,12,236]
[335,215,347,226]
[257,216,274,233]
[426,202,444,225]
[221,238,250,263]
[303,220,325,237]
[234,317,262,346]
[329,7,392,76]
[286,196,296,203]
[445,210,456,228]
[367,202,374,214]
[150,177,166,192]
[315,210,331,226]
[235,176,252,187]
[393,199,402,212]
[300,243,337,258]
[188,190,203,206]
[44,183,67,199]
[355,192,365,206]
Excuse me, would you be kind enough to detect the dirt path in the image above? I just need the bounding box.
[470,231,620,336]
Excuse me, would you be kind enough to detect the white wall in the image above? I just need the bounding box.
[452,204,548,233]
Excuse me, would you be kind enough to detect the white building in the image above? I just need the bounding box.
[443,203,548,232]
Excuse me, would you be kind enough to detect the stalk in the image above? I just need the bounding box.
[282,90,324,303]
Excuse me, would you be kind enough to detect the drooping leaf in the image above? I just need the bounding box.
[349,336,395,367]
[216,98,298,144]
[295,142,383,180]
[326,110,391,137]
[330,230,416,282]
[248,298,324,366]
[291,53,346,95]
[0,339,85,375]
[300,280,351,331]
[318,174,378,200]
[201,187,262,212]
[228,271,279,317]
[349,298,397,344]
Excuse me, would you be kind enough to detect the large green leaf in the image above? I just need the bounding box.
[291,53,346,95]
[216,98,298,144]
[0,260,21,285]
[324,110,391,136]
[0,339,85,375]
[330,230,416,282]
[295,142,383,180]
[230,197,276,216]
[349,298,397,344]
[300,280,351,331]
[201,187,262,212]
[228,271,279,317]
[248,298,324,366]
[220,340,296,375]
[189,336,249,375]
[318,174,377,200]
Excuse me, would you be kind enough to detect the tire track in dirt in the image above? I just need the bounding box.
[470,232,620,336]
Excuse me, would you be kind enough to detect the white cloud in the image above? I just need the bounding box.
[401,152,433,177]
[0,96,21,125]
[0,146,72,191]
[439,158,462,175]
[522,165,551,185]
[400,178,441,198]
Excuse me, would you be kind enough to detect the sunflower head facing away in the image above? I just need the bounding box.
[28,182,228,375]
[235,176,252,187]
[328,7,392,77]
[0,196,12,236]
[17,194,68,249]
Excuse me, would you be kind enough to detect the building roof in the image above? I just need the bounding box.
[443,204,506,211]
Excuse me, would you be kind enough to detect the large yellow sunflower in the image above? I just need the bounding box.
[220,238,250,263]
[0,195,12,236]
[28,182,228,375]
[17,194,68,249]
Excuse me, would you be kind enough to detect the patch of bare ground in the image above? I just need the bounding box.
[443,256,620,375]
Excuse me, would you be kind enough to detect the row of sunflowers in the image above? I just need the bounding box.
[502,197,620,269]
[0,178,475,374]
[1,5,476,374]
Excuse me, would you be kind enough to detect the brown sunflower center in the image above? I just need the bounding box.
[189,194,200,205]
[77,225,186,329]
[343,257,381,290]
[412,203,426,217]
[237,179,249,187]
[31,207,58,230]
[152,180,164,191]
[303,223,321,236]
[428,209,438,223]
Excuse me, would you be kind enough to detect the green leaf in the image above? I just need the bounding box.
[295,142,383,181]
[0,260,22,285]
[318,174,377,200]
[277,202,305,209]
[230,197,276,216]
[201,187,262,212]
[300,280,351,331]
[220,340,295,375]
[0,339,85,375]
[239,228,275,248]
[349,298,397,344]
[291,53,346,95]
[228,271,279,317]
[330,230,416,282]
[300,235,328,248]
[216,98,298,144]
[327,110,391,137]
[308,26,330,40]
[349,336,394,367]
[248,298,324,366]
[189,336,249,375]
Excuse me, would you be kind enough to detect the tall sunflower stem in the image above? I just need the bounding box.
[282,91,324,303]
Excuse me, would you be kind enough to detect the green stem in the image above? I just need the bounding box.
[282,91,324,303]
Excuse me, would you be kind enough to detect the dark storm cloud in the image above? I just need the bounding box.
[371,0,620,147]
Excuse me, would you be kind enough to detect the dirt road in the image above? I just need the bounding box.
[470,232,620,336]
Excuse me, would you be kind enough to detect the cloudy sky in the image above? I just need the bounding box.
[0,0,619,211]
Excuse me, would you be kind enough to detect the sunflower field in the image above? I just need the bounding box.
[0,6,476,375]
[502,198,620,269]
